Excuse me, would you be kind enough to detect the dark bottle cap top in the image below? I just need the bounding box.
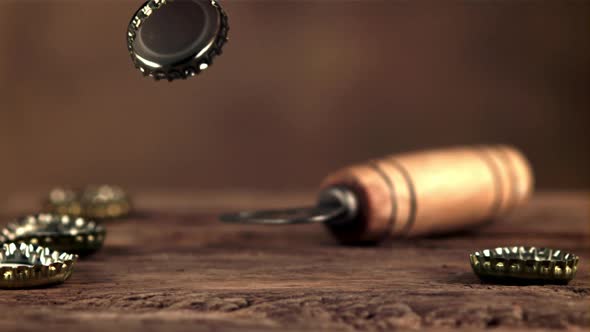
[127,0,229,81]
[0,214,106,256]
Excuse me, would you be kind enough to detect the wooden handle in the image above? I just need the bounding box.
[320,145,534,244]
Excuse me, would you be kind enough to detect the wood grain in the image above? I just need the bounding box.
[0,191,588,332]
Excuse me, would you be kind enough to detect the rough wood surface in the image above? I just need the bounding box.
[0,191,588,332]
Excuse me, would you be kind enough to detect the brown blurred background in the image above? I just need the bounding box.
[0,0,588,200]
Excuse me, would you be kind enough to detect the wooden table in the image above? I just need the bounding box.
[0,191,588,331]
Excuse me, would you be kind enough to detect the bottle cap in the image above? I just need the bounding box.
[44,185,132,220]
[0,243,77,289]
[127,0,229,81]
[0,214,106,256]
[470,246,579,284]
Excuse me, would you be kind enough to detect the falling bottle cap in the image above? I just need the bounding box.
[127,0,229,81]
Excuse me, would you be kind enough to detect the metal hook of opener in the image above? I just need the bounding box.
[220,186,359,225]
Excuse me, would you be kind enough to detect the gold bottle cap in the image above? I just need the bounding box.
[0,242,77,289]
[0,214,106,256]
[44,185,132,220]
[470,246,579,284]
